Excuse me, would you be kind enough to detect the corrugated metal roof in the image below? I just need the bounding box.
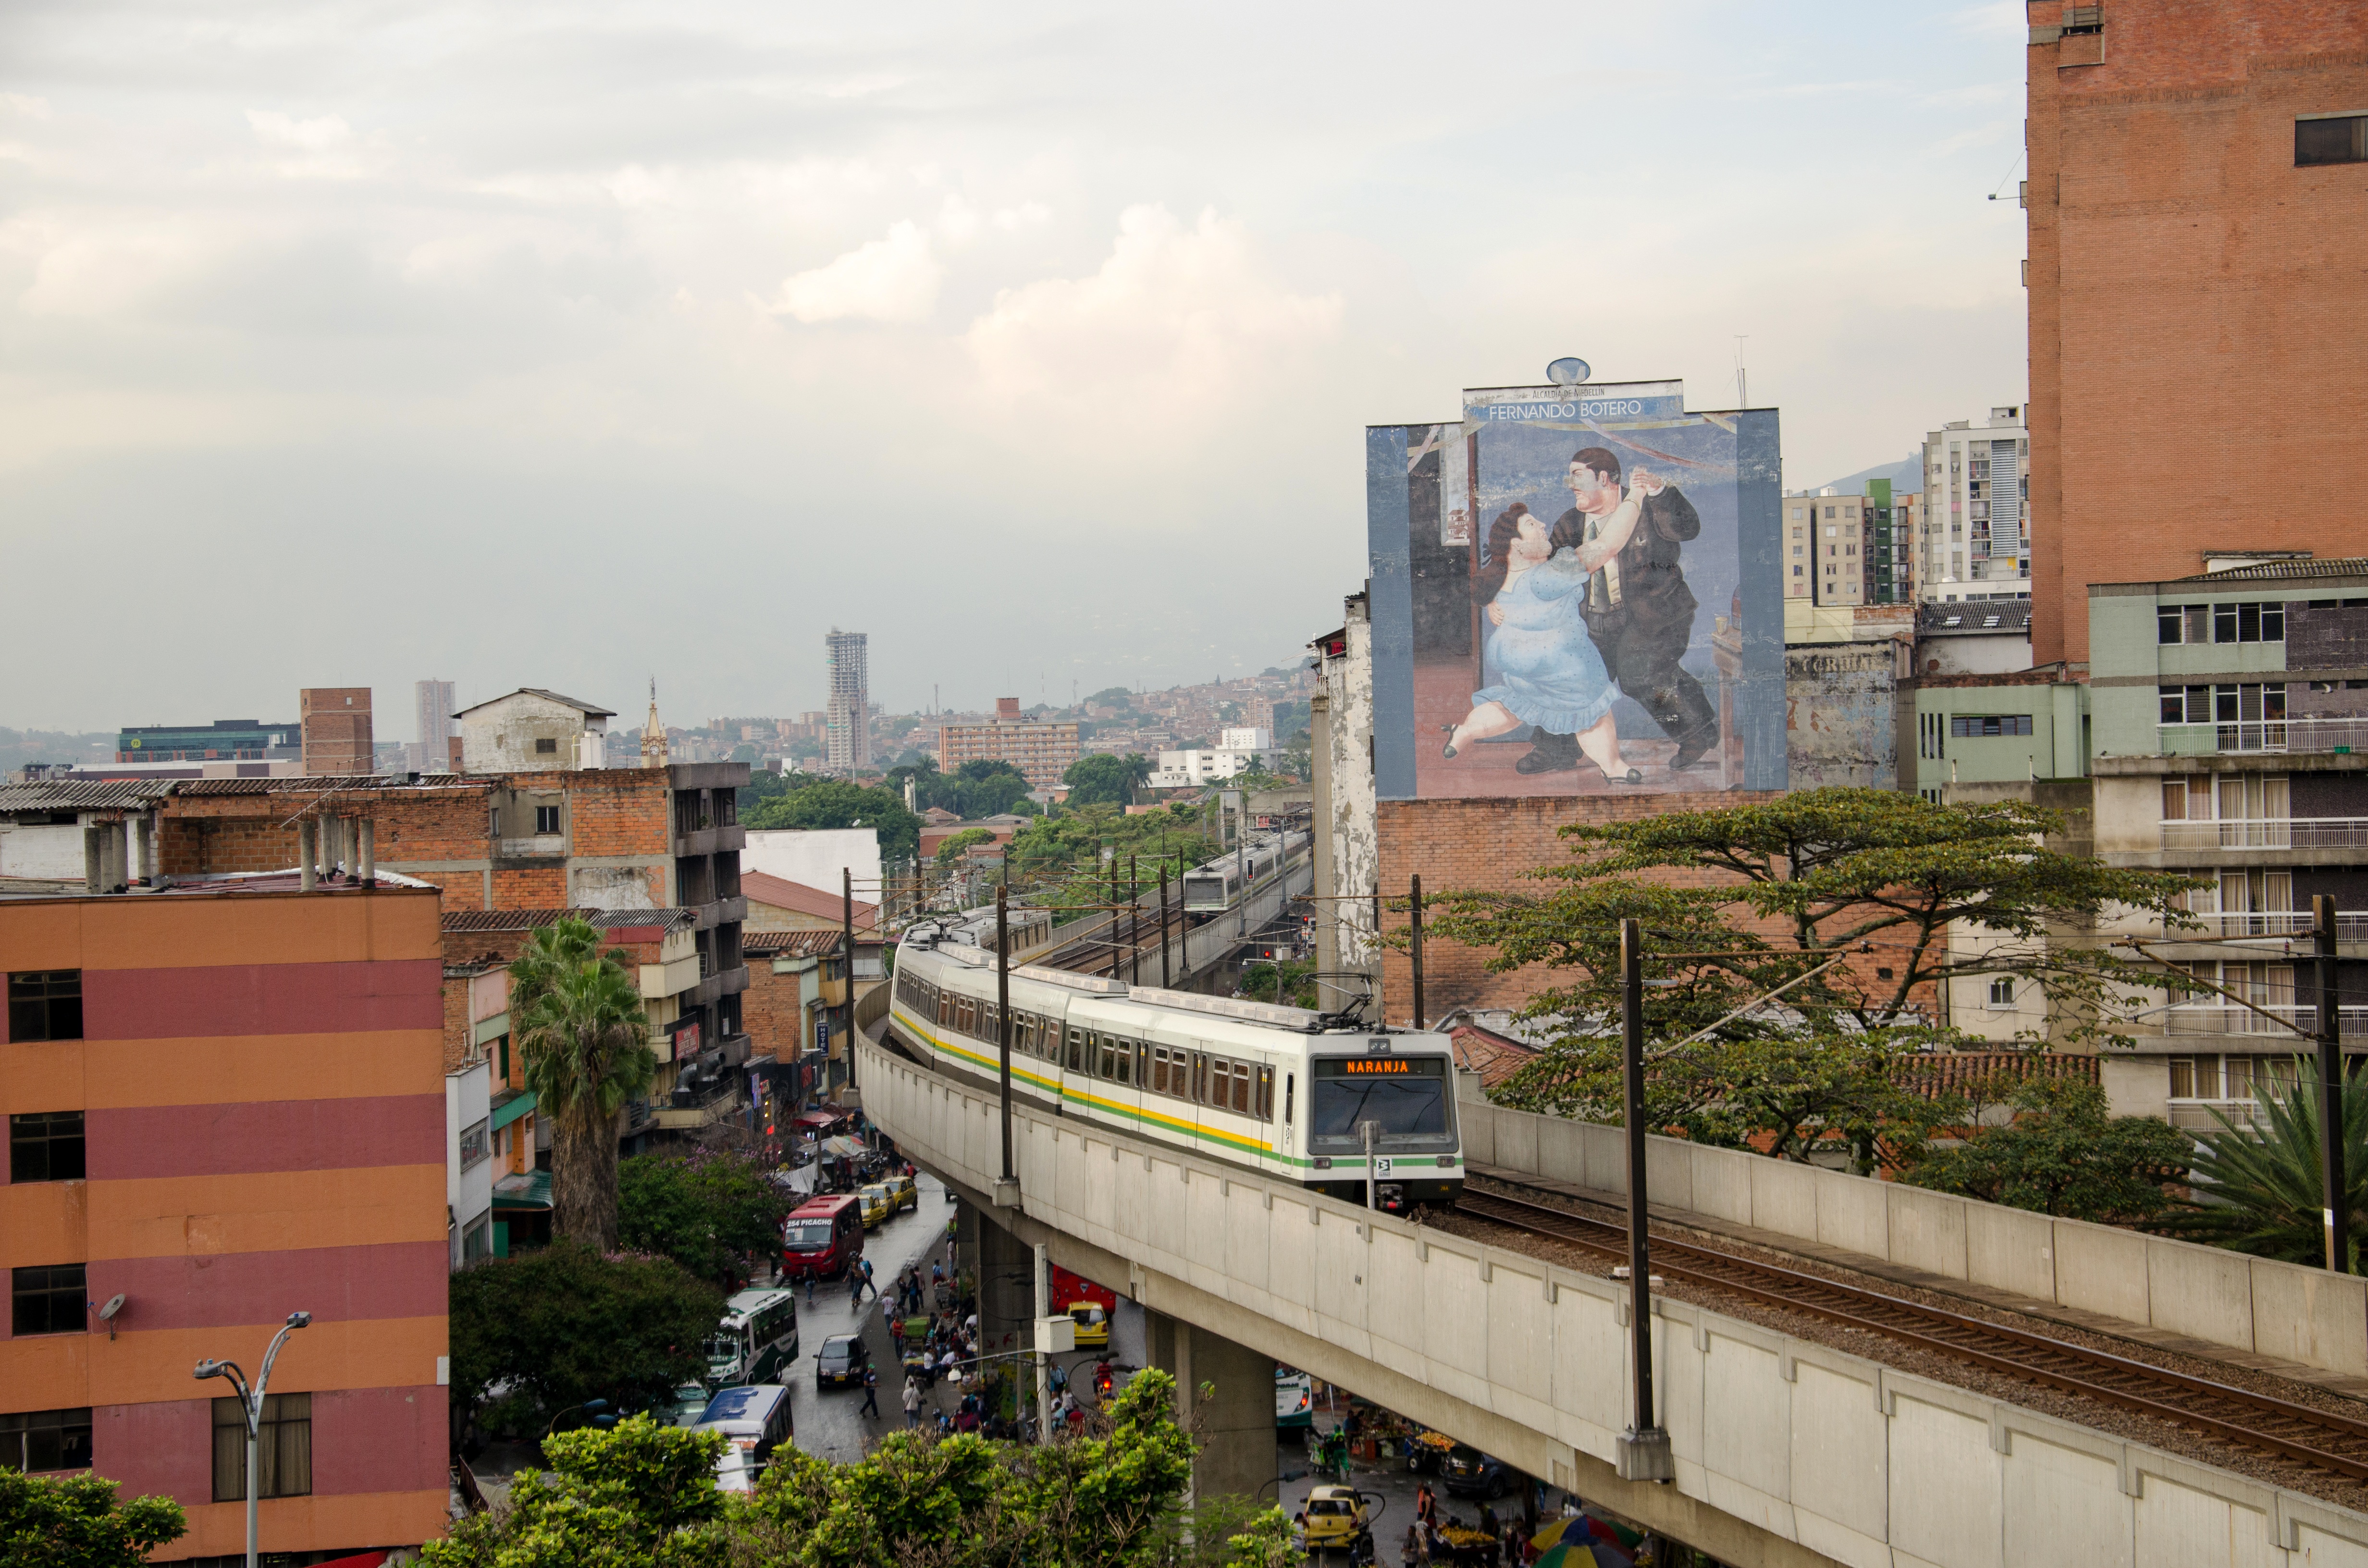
[746,929,845,957]
[440,906,695,933]
[0,780,177,813]
[2183,557,2368,582]
[173,774,485,796]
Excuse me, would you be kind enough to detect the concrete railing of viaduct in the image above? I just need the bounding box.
[858,1036,2368,1568]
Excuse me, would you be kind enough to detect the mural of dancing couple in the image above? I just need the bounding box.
[1368,379,1786,800]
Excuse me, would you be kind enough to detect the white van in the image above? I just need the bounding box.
[691,1384,793,1491]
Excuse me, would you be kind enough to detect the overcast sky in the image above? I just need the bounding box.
[1,1,2031,734]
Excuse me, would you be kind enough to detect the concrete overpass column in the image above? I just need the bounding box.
[1145,1308,1275,1507]
[953,1198,982,1297]
[974,1218,1035,1374]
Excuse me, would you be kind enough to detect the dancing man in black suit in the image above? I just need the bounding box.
[1514,445,1718,774]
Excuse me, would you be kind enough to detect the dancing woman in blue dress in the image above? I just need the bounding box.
[1442,477,1652,783]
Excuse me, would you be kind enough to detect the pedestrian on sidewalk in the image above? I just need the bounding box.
[860,1258,877,1300]
[902,1375,922,1428]
[860,1364,880,1420]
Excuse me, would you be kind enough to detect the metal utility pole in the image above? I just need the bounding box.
[998,883,1014,1183]
[1360,1119,1379,1211]
[843,869,858,1094]
[1410,874,1426,1029]
[1034,1242,1053,1444]
[1128,854,1140,985]
[1159,866,1172,989]
[1616,918,1671,1481]
[2319,894,2348,1272]
[194,1311,311,1568]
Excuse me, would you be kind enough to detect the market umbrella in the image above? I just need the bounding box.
[1533,1543,1631,1568]
[822,1135,868,1156]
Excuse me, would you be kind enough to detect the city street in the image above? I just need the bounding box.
[785,1171,960,1462]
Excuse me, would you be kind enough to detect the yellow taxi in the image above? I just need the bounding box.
[858,1184,892,1230]
[1066,1300,1110,1349]
[1296,1485,1374,1558]
[887,1173,918,1213]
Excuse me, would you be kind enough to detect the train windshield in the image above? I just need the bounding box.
[1308,1056,1454,1152]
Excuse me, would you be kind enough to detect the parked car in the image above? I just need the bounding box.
[664,1383,713,1429]
[815,1333,871,1390]
[887,1172,918,1212]
[1439,1444,1513,1499]
[1295,1484,1379,1559]
[858,1184,893,1230]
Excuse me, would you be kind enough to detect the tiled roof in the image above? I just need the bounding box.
[2183,557,2368,582]
[745,929,847,957]
[440,906,696,933]
[0,779,178,813]
[1445,1020,1542,1089]
[741,870,878,928]
[1894,1050,2098,1101]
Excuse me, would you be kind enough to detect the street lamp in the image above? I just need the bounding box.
[193,1310,312,1568]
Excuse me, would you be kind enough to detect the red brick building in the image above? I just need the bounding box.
[2026,0,2368,665]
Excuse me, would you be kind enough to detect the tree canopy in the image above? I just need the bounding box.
[513,916,658,1249]
[1899,1078,2192,1222]
[890,759,1040,821]
[2157,1061,2368,1270]
[1422,788,2202,1172]
[618,1148,795,1288]
[741,778,921,862]
[425,1369,1242,1568]
[0,1471,185,1568]
[1063,753,1151,807]
[449,1239,724,1433]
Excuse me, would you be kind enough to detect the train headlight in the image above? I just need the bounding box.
[1311,1156,1332,1170]
[1437,1155,1456,1168]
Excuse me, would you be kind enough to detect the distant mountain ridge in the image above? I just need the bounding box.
[1813,451,1922,497]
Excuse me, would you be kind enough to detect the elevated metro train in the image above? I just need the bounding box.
[1180,827,1309,915]
[885,917,1461,1210]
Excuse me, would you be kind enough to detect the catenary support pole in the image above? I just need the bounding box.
[2319,893,2347,1272]
[1410,874,1425,1030]
[844,868,858,1094]
[1128,854,1139,986]
[1617,917,1671,1480]
[998,884,1013,1182]
[1159,866,1172,989]
[1034,1242,1052,1444]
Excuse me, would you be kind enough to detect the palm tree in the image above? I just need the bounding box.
[2157,1058,2368,1272]
[511,916,657,1251]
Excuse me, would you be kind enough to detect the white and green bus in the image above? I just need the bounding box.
[706,1288,800,1387]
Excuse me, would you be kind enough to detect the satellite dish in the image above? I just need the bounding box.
[99,1294,125,1319]
[1546,357,1591,388]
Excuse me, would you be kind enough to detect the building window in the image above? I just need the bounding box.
[2297,113,2368,167]
[534,737,558,754]
[1987,977,2015,1008]
[534,806,561,833]
[1949,715,2034,737]
[12,1264,85,1336]
[462,1213,493,1265]
[458,1118,490,1171]
[212,1393,311,1502]
[9,1112,85,1184]
[0,1407,92,1473]
[7,972,82,1043]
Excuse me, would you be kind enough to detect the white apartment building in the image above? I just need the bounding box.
[1921,407,2032,603]
[1148,728,1279,789]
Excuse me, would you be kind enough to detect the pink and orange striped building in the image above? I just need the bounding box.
[2,879,449,1562]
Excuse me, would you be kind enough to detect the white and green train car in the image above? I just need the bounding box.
[887,922,1462,1210]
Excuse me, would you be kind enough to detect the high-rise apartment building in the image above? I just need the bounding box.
[1920,409,2029,604]
[824,630,869,770]
[2027,3,2368,664]
[937,698,1081,789]
[1783,489,1879,605]
[413,679,455,773]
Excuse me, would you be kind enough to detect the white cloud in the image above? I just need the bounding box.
[770,220,943,323]
[245,109,380,179]
[1949,1,2028,37]
[965,205,1342,411]
[1,94,52,121]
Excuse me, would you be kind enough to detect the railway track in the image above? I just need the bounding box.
[1455,1187,2368,1484]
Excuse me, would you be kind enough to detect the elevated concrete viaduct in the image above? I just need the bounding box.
[861,1033,2368,1568]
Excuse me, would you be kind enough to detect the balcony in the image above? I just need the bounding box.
[2159,910,2368,942]
[2158,718,2368,757]
[2162,1004,2368,1039]
[673,825,746,858]
[2159,818,2368,852]
[2167,1099,2265,1133]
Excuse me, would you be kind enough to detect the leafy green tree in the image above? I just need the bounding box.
[2157,1061,2368,1270]
[0,1471,185,1568]
[1424,789,2202,1171]
[742,778,920,862]
[1900,1078,2193,1222]
[426,1413,728,1568]
[449,1241,723,1434]
[1241,959,1317,1008]
[619,1149,795,1287]
[1063,753,1151,807]
[513,917,658,1249]
[936,826,999,864]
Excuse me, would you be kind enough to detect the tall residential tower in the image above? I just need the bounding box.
[825,629,869,770]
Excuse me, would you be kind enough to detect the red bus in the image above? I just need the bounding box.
[781,1194,865,1281]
